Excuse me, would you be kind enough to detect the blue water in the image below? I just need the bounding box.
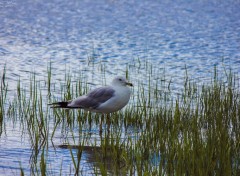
[0,0,240,175]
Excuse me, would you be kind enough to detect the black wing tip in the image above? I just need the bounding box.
[48,101,69,108]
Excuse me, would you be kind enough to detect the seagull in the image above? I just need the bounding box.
[49,76,133,132]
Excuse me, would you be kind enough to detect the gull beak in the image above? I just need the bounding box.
[126,82,133,87]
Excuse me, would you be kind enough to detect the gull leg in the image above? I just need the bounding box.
[99,114,104,135]
[107,114,110,133]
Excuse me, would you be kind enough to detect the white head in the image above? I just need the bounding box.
[111,76,133,87]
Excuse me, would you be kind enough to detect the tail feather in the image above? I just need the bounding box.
[48,101,69,108]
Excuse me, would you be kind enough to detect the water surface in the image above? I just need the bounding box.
[0,0,240,175]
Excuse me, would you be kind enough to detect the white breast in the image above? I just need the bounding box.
[96,86,131,113]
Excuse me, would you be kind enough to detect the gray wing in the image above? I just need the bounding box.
[70,86,115,109]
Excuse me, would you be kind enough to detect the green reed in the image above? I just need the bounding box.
[0,65,7,135]
[121,68,240,175]
[1,60,239,175]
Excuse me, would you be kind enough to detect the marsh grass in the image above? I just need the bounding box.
[0,61,240,175]
[0,65,7,135]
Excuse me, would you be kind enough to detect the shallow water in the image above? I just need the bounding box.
[0,0,240,175]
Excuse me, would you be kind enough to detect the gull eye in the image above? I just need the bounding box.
[119,78,122,81]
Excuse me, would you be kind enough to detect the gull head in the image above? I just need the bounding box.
[112,76,133,87]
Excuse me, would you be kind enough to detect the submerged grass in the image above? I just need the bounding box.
[0,61,239,175]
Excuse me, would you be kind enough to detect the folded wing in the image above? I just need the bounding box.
[49,86,115,110]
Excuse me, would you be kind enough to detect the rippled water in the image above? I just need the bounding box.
[0,0,240,175]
